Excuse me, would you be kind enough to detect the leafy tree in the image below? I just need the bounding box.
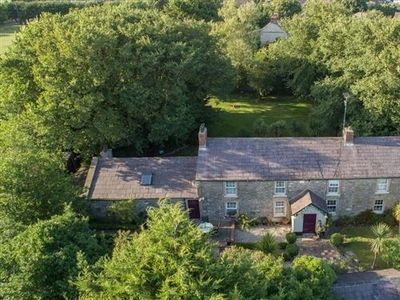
[0,207,106,300]
[381,235,400,269]
[292,256,337,298]
[212,0,267,89]
[105,199,143,226]
[76,199,219,299]
[370,222,392,269]
[0,2,233,158]
[334,0,367,13]
[271,0,302,19]
[392,202,400,234]
[0,120,85,226]
[161,0,222,21]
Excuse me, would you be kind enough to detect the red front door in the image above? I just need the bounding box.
[303,214,317,233]
[187,199,200,219]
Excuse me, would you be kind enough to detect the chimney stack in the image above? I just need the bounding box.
[343,127,354,146]
[198,123,207,149]
[271,13,279,24]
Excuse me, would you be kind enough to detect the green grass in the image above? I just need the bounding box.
[0,23,20,55]
[340,226,397,270]
[207,93,311,137]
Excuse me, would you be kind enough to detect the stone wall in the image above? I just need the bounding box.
[198,178,400,222]
[90,198,185,221]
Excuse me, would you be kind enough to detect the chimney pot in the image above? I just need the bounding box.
[198,123,207,149]
[343,127,354,146]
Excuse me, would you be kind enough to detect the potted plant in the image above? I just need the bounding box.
[281,217,290,225]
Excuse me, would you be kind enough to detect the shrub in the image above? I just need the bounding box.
[286,244,299,257]
[238,213,251,231]
[257,232,278,255]
[236,128,251,137]
[286,232,297,244]
[278,241,288,250]
[336,215,354,227]
[293,256,337,295]
[258,216,268,225]
[268,120,287,137]
[106,199,141,225]
[253,118,268,137]
[282,251,291,261]
[383,208,397,227]
[330,233,344,247]
[329,259,348,274]
[353,209,379,225]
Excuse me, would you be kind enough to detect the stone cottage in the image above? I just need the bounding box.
[196,126,400,233]
[85,125,400,234]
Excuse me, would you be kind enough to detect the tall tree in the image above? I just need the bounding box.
[370,222,392,269]
[212,0,268,89]
[0,207,106,300]
[76,199,219,299]
[0,2,233,158]
[0,120,85,226]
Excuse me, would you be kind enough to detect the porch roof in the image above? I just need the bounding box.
[290,189,328,215]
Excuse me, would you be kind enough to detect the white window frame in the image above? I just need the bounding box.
[376,179,389,194]
[274,181,286,195]
[327,180,340,195]
[373,200,384,213]
[274,200,286,217]
[224,182,237,197]
[226,201,238,216]
[326,199,337,214]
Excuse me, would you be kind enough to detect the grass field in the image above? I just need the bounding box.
[0,23,20,55]
[207,94,311,137]
[340,226,397,270]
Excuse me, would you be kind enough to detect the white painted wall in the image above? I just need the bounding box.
[260,23,288,46]
[291,205,326,233]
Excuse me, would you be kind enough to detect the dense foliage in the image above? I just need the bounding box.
[0,207,107,300]
[77,199,337,299]
[0,1,233,157]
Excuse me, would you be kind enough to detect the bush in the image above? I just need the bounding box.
[330,233,344,247]
[253,118,268,137]
[335,215,354,227]
[286,232,297,244]
[105,199,142,226]
[257,232,278,255]
[383,208,397,227]
[278,241,288,250]
[286,243,299,257]
[258,216,268,225]
[282,251,291,261]
[329,259,348,274]
[293,256,337,295]
[353,209,379,225]
[268,120,287,137]
[238,213,251,231]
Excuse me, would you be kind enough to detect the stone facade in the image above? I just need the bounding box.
[198,178,400,222]
[90,198,185,221]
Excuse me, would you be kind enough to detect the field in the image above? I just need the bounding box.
[0,22,20,55]
[207,94,311,137]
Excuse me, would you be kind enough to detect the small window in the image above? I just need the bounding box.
[274,181,286,195]
[327,199,337,213]
[140,173,153,185]
[226,201,238,216]
[224,182,237,197]
[274,201,286,217]
[373,200,384,213]
[376,179,389,193]
[327,180,340,194]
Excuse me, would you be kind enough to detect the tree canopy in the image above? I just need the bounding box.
[0,1,233,157]
[0,207,107,300]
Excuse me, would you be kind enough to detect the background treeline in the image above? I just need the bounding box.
[0,1,104,24]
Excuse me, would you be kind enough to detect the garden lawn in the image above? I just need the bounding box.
[340,226,397,270]
[207,94,311,137]
[0,23,20,55]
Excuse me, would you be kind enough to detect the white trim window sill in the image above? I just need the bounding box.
[224,195,238,198]
[273,194,287,198]
[326,194,340,197]
[375,192,389,195]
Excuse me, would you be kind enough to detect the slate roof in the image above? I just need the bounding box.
[85,156,197,200]
[331,269,400,300]
[290,189,328,214]
[196,136,400,181]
